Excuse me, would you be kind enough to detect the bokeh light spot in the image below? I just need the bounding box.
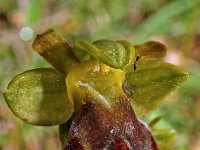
[19,27,33,41]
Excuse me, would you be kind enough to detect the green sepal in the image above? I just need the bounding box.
[3,68,74,126]
[123,60,189,117]
[59,116,73,145]
[153,129,176,150]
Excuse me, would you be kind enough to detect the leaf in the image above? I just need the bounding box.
[123,60,189,117]
[135,41,167,59]
[74,40,135,69]
[3,68,74,126]
[26,0,43,25]
[33,30,77,75]
[132,0,197,43]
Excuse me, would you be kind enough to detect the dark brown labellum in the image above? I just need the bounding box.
[63,97,158,150]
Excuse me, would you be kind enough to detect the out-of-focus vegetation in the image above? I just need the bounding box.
[0,0,200,149]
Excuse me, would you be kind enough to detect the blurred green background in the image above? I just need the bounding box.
[0,0,200,149]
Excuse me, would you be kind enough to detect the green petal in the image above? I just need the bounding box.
[135,41,167,59]
[74,40,135,69]
[72,42,91,62]
[123,60,189,117]
[3,68,74,126]
[33,29,77,75]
